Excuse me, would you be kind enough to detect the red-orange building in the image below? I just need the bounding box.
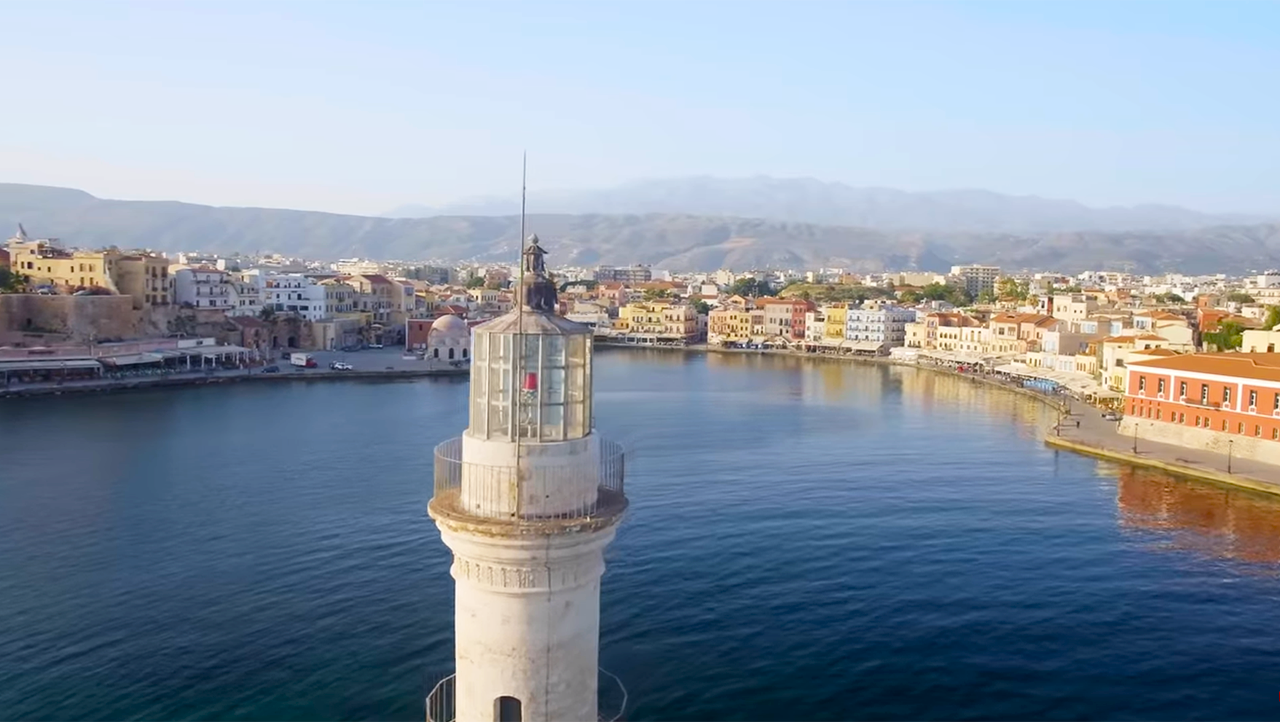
[1126,353,1280,442]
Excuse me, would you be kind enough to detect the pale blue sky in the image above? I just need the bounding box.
[3,0,1278,215]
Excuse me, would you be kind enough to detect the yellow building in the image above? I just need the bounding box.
[7,238,170,308]
[823,304,848,341]
[708,305,754,344]
[617,301,699,343]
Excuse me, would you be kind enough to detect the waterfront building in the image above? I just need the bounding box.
[760,298,814,342]
[823,304,848,343]
[708,305,753,345]
[1124,353,1280,465]
[345,274,400,324]
[263,273,330,321]
[949,264,1001,297]
[843,300,915,353]
[424,314,471,362]
[804,309,826,345]
[427,235,627,722]
[173,267,234,311]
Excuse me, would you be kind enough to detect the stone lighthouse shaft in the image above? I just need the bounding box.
[427,235,628,722]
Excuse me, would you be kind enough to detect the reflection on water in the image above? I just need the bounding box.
[1116,466,1280,565]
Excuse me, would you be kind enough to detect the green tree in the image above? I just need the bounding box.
[995,277,1029,302]
[1226,291,1256,304]
[465,276,485,289]
[642,287,671,301]
[1203,320,1245,351]
[1154,292,1186,304]
[1263,305,1280,330]
[727,277,772,298]
[0,267,29,293]
[976,289,997,304]
[897,289,923,304]
[692,299,711,315]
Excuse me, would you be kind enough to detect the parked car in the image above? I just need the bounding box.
[1102,411,1120,421]
[369,343,384,349]
[262,365,280,374]
[330,361,353,371]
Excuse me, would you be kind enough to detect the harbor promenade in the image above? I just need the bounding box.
[1049,401,1280,496]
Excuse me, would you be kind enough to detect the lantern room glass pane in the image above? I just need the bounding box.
[487,334,513,440]
[566,335,587,439]
[470,335,488,437]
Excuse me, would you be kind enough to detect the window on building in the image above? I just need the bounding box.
[1239,422,1246,434]
[1179,413,1185,423]
[1155,410,1161,420]
[1138,376,1146,392]
[1224,387,1232,407]
[1157,379,1166,395]
[1250,390,1258,408]
[1179,381,1187,398]
[1274,428,1278,441]
[1256,425,1263,437]
[1201,384,1209,404]
[1223,420,1228,431]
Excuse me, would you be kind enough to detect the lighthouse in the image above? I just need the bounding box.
[427,234,628,722]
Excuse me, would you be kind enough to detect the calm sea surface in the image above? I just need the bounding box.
[4,350,1280,721]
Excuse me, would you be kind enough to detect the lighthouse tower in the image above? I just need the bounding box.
[427,234,627,722]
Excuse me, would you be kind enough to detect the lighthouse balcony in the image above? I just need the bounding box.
[425,667,628,722]
[430,436,627,529]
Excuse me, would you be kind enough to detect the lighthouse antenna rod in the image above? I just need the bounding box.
[514,152,527,501]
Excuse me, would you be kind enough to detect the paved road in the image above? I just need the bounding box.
[2,348,466,397]
[1054,400,1280,485]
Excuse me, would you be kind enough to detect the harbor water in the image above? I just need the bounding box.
[3,350,1280,720]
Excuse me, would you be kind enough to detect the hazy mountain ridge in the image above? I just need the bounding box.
[384,176,1269,233]
[4,183,1280,274]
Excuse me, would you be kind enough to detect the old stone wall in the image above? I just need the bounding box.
[0,294,142,342]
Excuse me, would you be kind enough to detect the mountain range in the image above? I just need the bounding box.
[3,182,1280,274]
[384,176,1268,234]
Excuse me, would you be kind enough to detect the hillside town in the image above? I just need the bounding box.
[5,225,1280,467]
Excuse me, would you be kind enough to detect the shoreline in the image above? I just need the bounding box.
[598,342,1280,497]
[0,367,466,399]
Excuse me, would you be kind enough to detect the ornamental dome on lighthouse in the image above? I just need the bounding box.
[427,314,470,361]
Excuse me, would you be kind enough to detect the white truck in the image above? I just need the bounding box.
[289,353,316,368]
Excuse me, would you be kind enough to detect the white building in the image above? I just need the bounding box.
[334,258,382,275]
[426,238,626,722]
[227,272,264,317]
[844,300,915,350]
[173,267,234,310]
[263,273,329,322]
[949,264,1001,297]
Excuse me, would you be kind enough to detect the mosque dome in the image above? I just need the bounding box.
[430,314,469,338]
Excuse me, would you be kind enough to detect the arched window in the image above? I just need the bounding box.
[448,348,455,360]
[494,696,521,722]
[433,348,439,358]
[462,347,468,359]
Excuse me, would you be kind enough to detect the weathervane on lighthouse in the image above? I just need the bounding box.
[426,160,629,722]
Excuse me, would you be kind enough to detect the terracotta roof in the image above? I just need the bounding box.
[1129,352,1280,382]
[1134,348,1180,357]
[1134,333,1167,341]
[1099,336,1136,344]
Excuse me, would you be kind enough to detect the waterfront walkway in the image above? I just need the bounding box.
[1050,401,1280,495]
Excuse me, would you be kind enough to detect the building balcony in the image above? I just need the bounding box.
[425,667,627,722]
[430,436,626,531]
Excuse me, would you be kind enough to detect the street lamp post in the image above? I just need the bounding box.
[1132,422,1139,454]
[1227,438,1234,474]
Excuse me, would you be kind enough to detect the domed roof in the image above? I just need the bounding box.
[430,314,469,337]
